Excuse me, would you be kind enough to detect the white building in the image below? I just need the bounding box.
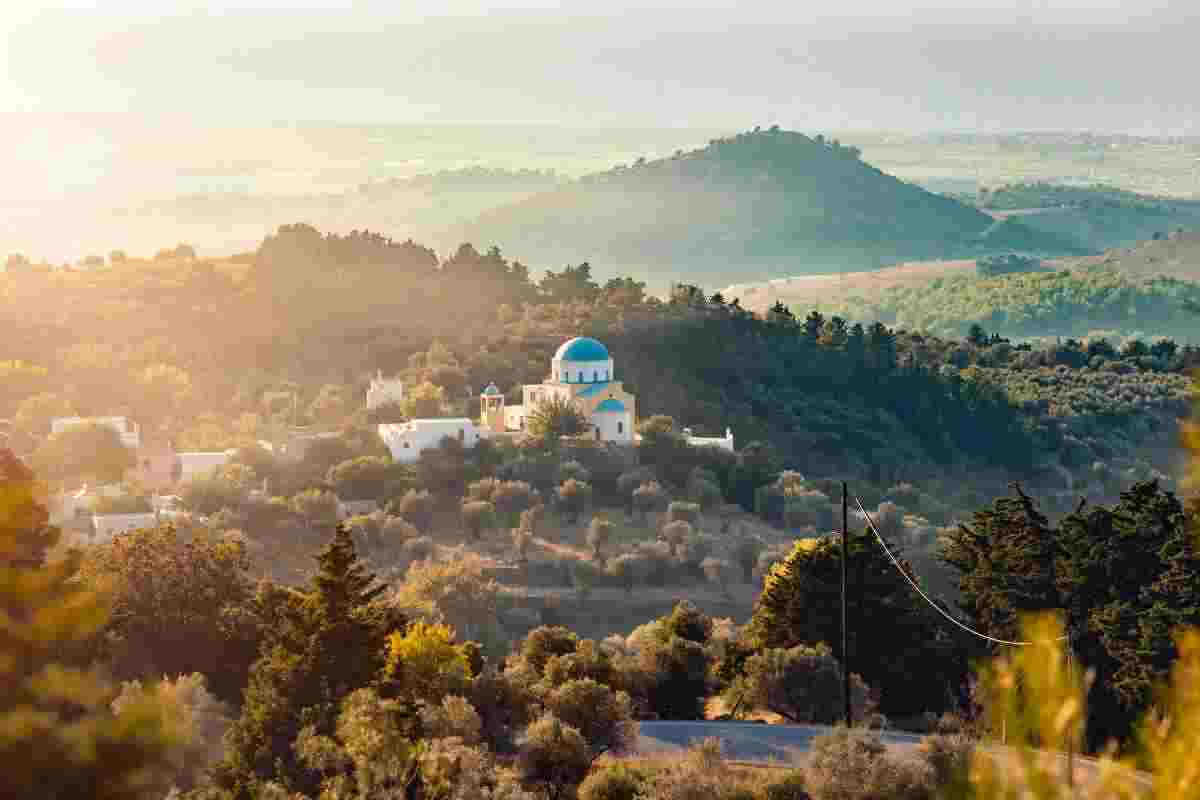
[50,416,141,449]
[177,450,236,482]
[378,418,489,463]
[682,427,736,453]
[367,370,405,411]
[497,337,637,445]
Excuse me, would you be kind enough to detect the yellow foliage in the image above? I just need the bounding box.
[967,613,1200,800]
[384,621,472,704]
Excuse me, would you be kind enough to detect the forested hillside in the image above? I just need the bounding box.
[461,128,1086,287]
[2,223,1191,526]
[959,182,1200,252]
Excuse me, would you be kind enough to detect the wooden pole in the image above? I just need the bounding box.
[842,481,851,727]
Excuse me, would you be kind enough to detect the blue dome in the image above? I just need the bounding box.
[481,383,501,396]
[555,337,610,362]
[595,398,626,413]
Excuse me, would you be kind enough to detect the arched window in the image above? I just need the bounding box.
[593,370,598,382]
[617,421,624,435]
[577,371,583,382]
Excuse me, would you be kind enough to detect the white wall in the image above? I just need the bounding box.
[379,420,486,463]
[550,358,614,384]
[592,411,634,444]
[177,451,234,482]
[50,416,140,448]
[367,377,405,410]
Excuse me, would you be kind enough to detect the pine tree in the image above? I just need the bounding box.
[0,449,184,799]
[216,524,400,798]
[941,483,1058,644]
[749,530,966,716]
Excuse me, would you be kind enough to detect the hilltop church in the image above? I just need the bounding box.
[481,337,638,444]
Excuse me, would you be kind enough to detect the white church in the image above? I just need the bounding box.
[379,336,733,461]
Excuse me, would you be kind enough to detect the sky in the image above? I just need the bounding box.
[1,0,1196,134]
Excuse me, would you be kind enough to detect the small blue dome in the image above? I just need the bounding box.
[481,383,501,396]
[555,337,610,362]
[595,398,626,413]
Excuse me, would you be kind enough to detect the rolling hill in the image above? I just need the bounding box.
[730,231,1200,343]
[958,183,1200,252]
[459,128,1087,287]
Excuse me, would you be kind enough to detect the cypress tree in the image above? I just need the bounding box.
[217,524,401,797]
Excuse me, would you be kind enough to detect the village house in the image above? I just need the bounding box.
[378,418,488,463]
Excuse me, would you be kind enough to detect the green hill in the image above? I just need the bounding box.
[958,182,1200,252]
[460,128,1087,287]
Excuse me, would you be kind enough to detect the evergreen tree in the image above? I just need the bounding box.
[0,449,184,799]
[749,530,966,716]
[216,524,400,798]
[941,483,1058,644]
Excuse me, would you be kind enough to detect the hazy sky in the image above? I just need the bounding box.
[2,0,1195,134]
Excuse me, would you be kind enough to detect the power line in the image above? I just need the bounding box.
[855,496,1068,647]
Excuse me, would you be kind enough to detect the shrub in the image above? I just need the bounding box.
[763,771,811,800]
[577,763,645,800]
[728,644,876,725]
[421,695,483,746]
[633,480,669,521]
[557,479,593,523]
[916,733,972,791]
[661,519,693,556]
[543,679,638,759]
[667,501,701,527]
[515,715,592,800]
[520,626,580,675]
[396,488,436,533]
[587,517,616,563]
[805,728,934,800]
[462,500,496,540]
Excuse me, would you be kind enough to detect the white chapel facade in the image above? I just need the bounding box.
[494,337,637,445]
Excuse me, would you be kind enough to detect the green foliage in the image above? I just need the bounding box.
[0,450,186,798]
[542,678,638,760]
[805,728,935,800]
[726,643,875,724]
[527,395,589,442]
[516,715,592,800]
[750,535,966,716]
[557,478,593,523]
[577,763,646,800]
[215,525,399,797]
[80,525,261,706]
[944,480,1200,748]
[327,455,394,502]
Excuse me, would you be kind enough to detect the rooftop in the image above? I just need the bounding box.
[554,336,610,362]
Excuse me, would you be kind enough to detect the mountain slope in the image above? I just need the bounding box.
[461,128,1088,287]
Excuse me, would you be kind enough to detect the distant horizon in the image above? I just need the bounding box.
[6,112,1200,141]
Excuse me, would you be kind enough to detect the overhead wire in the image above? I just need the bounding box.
[854,496,1068,647]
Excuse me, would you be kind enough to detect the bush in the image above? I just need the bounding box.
[520,626,579,675]
[462,500,496,540]
[394,488,437,533]
[577,763,645,800]
[543,679,638,759]
[557,479,593,523]
[763,771,811,800]
[916,733,973,791]
[515,715,592,800]
[421,695,483,746]
[805,728,934,800]
[667,501,701,527]
[728,644,876,725]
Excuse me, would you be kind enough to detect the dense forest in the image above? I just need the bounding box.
[461,129,1087,287]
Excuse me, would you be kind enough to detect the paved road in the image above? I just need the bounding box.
[637,721,1153,791]
[637,720,922,765]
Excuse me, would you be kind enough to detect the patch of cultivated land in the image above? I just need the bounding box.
[726,259,980,314]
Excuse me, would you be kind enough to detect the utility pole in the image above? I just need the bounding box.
[842,481,851,728]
